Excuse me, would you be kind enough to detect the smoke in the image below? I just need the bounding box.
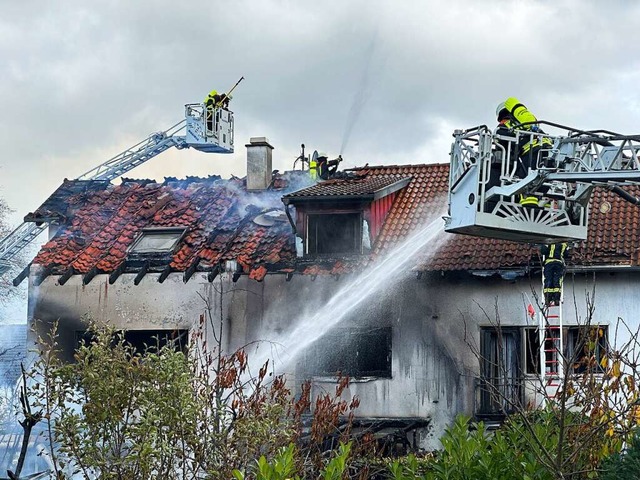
[339,31,379,157]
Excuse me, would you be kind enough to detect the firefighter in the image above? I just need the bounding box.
[203,90,231,133]
[540,242,569,306]
[496,97,553,206]
[316,152,342,180]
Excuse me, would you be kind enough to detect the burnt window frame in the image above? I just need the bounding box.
[75,329,190,356]
[305,211,363,256]
[129,227,187,255]
[303,326,392,379]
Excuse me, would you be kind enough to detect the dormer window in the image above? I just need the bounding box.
[307,212,362,255]
[130,228,186,254]
[282,174,411,258]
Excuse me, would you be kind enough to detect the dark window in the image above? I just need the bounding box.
[523,325,608,376]
[307,213,362,255]
[130,228,186,254]
[524,328,540,375]
[304,327,392,378]
[566,326,608,374]
[479,327,522,415]
[76,329,189,355]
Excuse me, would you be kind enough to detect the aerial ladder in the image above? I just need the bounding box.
[445,121,640,243]
[446,121,640,402]
[0,99,236,276]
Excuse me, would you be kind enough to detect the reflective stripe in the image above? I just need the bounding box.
[519,195,539,206]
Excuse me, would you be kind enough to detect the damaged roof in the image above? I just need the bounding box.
[282,174,411,202]
[24,164,640,284]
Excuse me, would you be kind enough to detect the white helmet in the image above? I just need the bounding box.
[496,101,506,119]
[317,151,328,159]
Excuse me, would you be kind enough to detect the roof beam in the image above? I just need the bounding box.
[183,257,201,283]
[134,261,150,285]
[158,265,172,283]
[12,263,31,287]
[82,267,99,286]
[58,267,76,285]
[207,264,220,283]
[108,262,125,284]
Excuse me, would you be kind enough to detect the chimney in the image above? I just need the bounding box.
[245,137,274,190]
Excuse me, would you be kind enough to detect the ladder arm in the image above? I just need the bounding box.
[77,120,188,181]
[0,120,189,277]
[0,223,47,275]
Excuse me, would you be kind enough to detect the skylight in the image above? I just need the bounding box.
[129,228,186,254]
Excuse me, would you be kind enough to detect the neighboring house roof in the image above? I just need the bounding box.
[0,324,27,386]
[24,164,640,283]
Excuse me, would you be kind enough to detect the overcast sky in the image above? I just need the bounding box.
[2,0,640,318]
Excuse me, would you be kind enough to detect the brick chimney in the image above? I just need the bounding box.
[246,137,274,191]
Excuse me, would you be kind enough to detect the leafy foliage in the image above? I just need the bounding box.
[600,430,640,480]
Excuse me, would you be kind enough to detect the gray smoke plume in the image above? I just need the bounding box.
[339,32,378,157]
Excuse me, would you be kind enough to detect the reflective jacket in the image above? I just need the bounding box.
[503,97,553,155]
[541,243,568,265]
[204,90,219,107]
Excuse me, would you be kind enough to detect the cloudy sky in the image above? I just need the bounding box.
[2,0,640,318]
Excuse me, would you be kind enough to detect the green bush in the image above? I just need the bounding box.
[600,431,640,480]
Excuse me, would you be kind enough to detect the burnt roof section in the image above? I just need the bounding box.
[282,175,411,203]
[24,179,110,223]
[25,163,640,281]
[30,172,313,282]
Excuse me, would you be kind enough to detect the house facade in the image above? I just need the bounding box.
[19,138,640,449]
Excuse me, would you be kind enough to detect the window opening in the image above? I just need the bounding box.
[304,326,391,378]
[130,228,186,254]
[479,327,522,415]
[306,213,362,255]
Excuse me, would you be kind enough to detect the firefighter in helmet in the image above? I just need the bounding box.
[540,242,569,306]
[496,97,553,207]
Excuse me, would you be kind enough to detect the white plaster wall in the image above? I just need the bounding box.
[29,266,640,449]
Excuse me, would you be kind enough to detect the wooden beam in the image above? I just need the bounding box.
[82,267,99,286]
[108,262,125,284]
[207,265,220,283]
[58,267,76,286]
[133,261,150,285]
[158,265,172,283]
[183,257,201,283]
[12,263,31,287]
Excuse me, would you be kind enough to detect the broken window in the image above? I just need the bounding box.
[76,329,189,355]
[479,327,522,415]
[304,326,392,378]
[130,228,186,254]
[306,213,362,255]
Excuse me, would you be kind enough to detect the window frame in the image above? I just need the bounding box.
[304,211,363,256]
[129,227,187,255]
[303,326,392,379]
[521,325,609,376]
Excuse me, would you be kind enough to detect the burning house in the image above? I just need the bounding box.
[14,135,640,449]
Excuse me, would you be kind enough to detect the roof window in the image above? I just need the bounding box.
[130,228,186,254]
